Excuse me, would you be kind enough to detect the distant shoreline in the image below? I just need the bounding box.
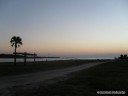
[0,54,60,58]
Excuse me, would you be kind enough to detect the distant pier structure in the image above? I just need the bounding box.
[14,52,37,65]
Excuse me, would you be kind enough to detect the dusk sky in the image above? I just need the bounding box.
[0,0,128,58]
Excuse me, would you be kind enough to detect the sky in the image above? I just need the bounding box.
[0,0,128,58]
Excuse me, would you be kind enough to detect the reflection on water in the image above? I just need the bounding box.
[0,58,75,62]
[0,56,112,62]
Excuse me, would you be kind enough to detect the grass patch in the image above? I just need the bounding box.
[0,59,105,77]
[14,60,128,96]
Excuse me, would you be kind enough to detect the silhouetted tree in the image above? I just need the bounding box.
[119,54,124,59]
[124,54,127,59]
[118,54,128,59]
[10,36,22,65]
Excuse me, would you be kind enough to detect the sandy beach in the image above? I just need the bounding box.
[0,62,105,96]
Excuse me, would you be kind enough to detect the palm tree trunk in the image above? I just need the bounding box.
[14,47,16,66]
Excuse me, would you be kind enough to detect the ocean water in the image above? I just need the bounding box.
[0,57,114,63]
[0,54,116,62]
[0,58,76,62]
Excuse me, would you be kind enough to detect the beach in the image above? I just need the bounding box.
[0,60,108,96]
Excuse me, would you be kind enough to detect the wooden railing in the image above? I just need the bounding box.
[14,52,37,65]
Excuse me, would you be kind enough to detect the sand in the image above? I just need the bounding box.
[0,62,105,96]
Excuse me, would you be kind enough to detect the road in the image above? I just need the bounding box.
[0,62,105,90]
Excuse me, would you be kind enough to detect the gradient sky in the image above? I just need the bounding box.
[0,0,128,58]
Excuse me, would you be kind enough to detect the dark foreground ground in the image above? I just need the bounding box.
[0,59,108,77]
[9,60,128,96]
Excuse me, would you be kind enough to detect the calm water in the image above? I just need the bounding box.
[0,58,76,62]
[0,55,114,62]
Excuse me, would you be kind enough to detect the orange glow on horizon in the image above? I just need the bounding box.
[2,39,128,56]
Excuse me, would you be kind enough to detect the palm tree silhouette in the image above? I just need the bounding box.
[10,36,22,65]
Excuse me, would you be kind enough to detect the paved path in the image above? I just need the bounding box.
[0,62,104,89]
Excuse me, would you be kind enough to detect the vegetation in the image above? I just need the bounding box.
[10,36,22,66]
[116,54,128,59]
[11,60,128,96]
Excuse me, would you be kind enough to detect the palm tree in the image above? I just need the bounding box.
[10,36,22,65]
